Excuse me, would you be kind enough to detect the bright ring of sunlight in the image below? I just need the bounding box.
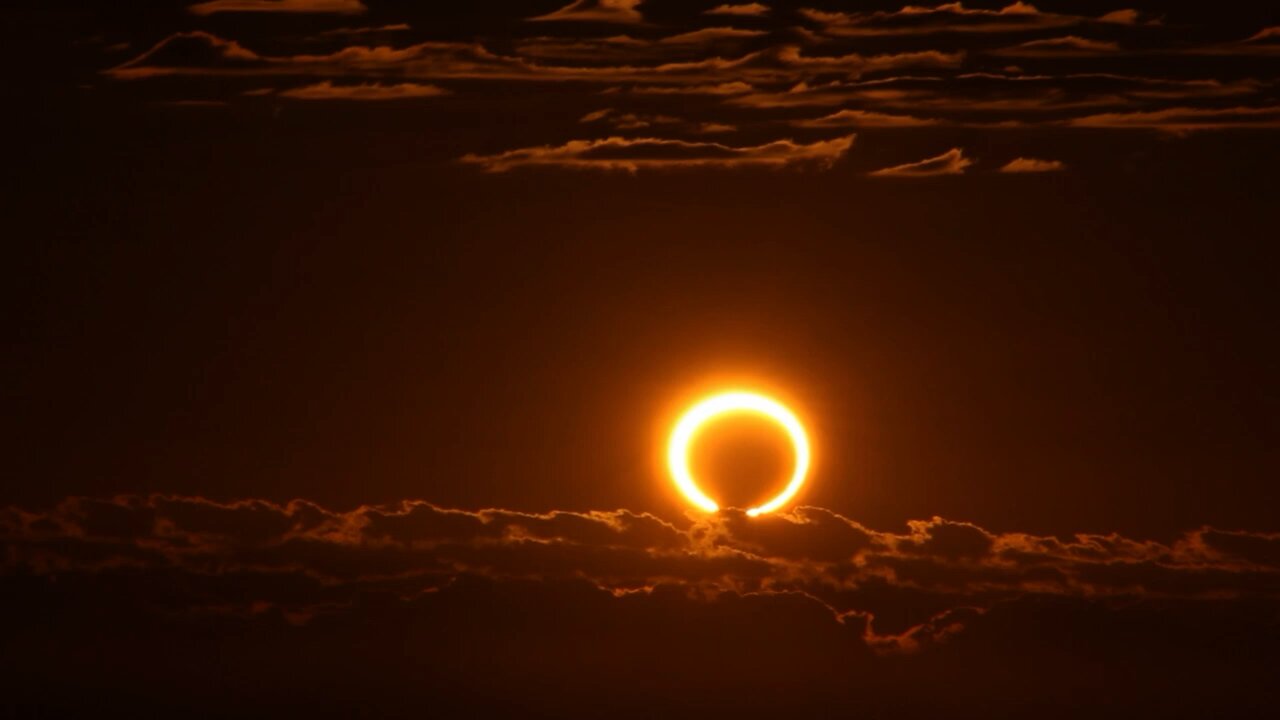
[667,391,811,517]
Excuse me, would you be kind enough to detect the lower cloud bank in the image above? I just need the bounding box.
[3,495,1279,716]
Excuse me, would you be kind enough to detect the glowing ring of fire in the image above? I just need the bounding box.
[667,390,811,517]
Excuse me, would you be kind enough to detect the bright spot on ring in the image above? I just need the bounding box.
[667,390,811,517]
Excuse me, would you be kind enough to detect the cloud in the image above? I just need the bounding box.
[315,24,412,38]
[459,134,855,172]
[770,46,965,77]
[704,3,769,17]
[992,35,1120,57]
[189,0,366,15]
[107,33,960,86]
[107,31,265,79]
[7,491,1280,719]
[529,0,644,24]
[512,28,764,63]
[578,107,683,129]
[1188,26,1280,56]
[799,2,1148,38]
[279,81,449,100]
[1064,106,1280,134]
[9,495,1280,615]
[658,27,767,44]
[1238,26,1280,53]
[695,121,737,133]
[869,147,973,176]
[1000,157,1065,172]
[578,109,735,134]
[513,35,659,62]
[790,108,941,128]
[614,81,755,95]
[729,72,1267,112]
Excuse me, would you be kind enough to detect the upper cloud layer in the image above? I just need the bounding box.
[107,32,964,85]
[93,2,1280,176]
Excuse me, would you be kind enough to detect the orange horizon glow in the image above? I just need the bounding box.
[666,390,811,517]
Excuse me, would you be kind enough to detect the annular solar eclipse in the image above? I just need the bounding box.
[667,390,811,516]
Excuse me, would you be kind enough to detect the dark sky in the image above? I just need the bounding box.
[4,1,1280,717]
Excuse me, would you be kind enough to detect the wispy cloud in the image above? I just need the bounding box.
[107,33,963,86]
[612,81,755,96]
[992,35,1120,57]
[870,147,973,176]
[1000,156,1065,172]
[658,27,767,44]
[459,134,855,172]
[1065,105,1280,134]
[799,2,1149,38]
[315,23,412,38]
[279,80,448,100]
[1187,26,1280,56]
[579,107,682,129]
[704,3,769,17]
[529,0,645,24]
[790,108,941,128]
[189,0,366,15]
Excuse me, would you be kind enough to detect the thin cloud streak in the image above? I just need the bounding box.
[992,35,1121,57]
[279,80,448,100]
[1064,105,1280,134]
[189,0,366,15]
[705,3,770,17]
[458,134,856,172]
[790,108,941,128]
[1000,157,1065,172]
[529,0,645,25]
[799,2,1151,38]
[869,147,973,176]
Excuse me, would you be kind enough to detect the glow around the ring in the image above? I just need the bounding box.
[667,390,811,517]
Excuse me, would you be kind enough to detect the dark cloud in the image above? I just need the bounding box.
[8,494,1280,613]
[5,495,1279,715]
